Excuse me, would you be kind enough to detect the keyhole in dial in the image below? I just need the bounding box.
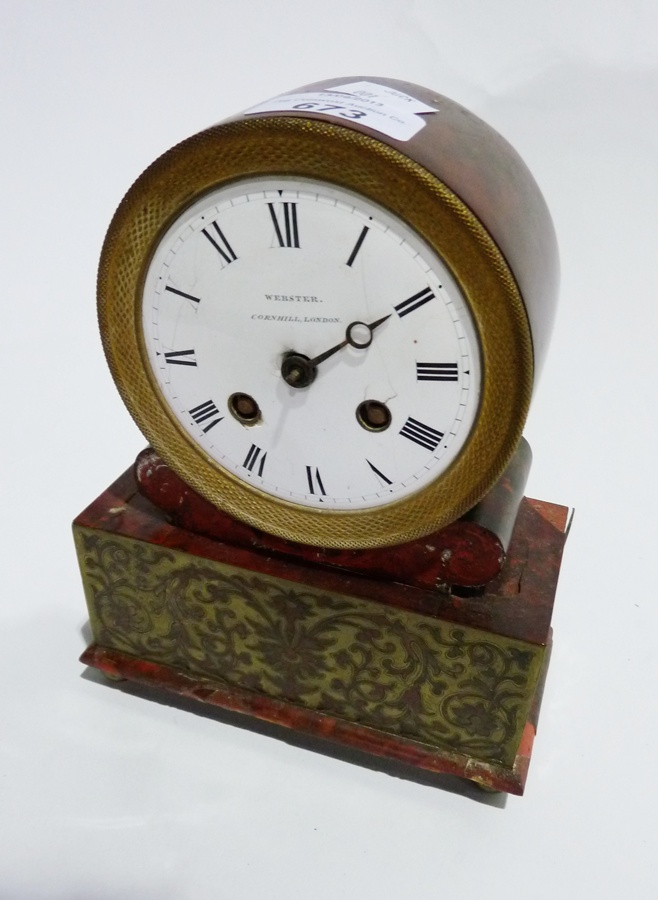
[229,392,261,425]
[356,400,391,432]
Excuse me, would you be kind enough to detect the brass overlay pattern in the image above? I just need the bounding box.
[76,527,544,766]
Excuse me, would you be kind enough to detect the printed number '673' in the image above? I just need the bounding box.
[292,102,367,120]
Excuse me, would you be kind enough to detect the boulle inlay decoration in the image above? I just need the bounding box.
[76,528,544,766]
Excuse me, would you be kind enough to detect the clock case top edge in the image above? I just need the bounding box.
[275,75,559,376]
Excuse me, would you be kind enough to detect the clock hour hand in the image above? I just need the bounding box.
[281,314,391,388]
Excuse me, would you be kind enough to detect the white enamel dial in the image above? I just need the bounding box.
[141,177,481,511]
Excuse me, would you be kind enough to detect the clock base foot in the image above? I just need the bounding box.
[74,464,569,796]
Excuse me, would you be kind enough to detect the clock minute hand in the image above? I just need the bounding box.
[308,313,392,368]
[281,314,391,389]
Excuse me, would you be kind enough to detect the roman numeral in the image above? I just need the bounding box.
[399,417,444,451]
[189,400,223,433]
[201,221,237,266]
[243,444,267,476]
[268,202,300,248]
[163,349,197,366]
[165,285,202,304]
[346,226,369,266]
[306,465,326,496]
[394,286,435,318]
[366,459,392,487]
[416,362,459,381]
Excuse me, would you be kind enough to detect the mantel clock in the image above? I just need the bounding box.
[75,78,569,795]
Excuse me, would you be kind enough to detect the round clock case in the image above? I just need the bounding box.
[98,76,559,549]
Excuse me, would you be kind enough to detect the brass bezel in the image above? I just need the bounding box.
[98,116,533,548]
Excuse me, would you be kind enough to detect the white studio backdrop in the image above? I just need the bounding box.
[2,1,657,897]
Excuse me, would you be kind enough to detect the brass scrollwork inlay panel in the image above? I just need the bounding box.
[75,528,543,766]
